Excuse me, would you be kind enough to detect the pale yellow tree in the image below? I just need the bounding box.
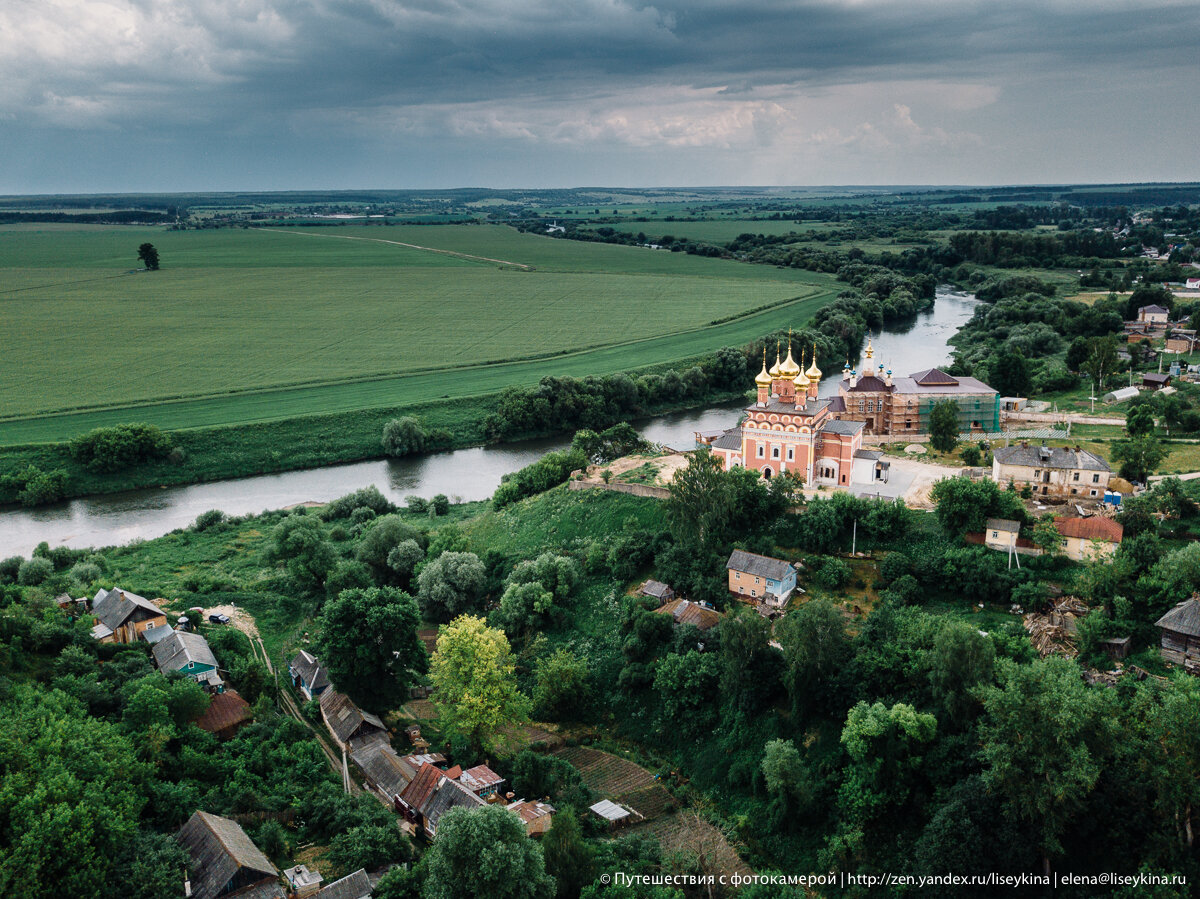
[430,615,529,754]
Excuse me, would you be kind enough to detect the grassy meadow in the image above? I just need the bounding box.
[0,224,838,442]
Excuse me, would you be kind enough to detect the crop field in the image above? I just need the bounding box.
[575,218,825,243]
[0,224,838,444]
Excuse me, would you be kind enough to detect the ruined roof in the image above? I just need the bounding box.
[1156,598,1200,637]
[726,550,792,581]
[1053,517,1124,544]
[459,765,505,793]
[422,773,487,833]
[820,419,865,436]
[194,690,251,736]
[289,650,330,693]
[400,762,444,813]
[639,580,674,600]
[909,368,960,386]
[177,811,280,899]
[654,599,722,631]
[993,444,1112,472]
[316,869,372,899]
[319,690,387,745]
[507,799,555,825]
[93,588,164,631]
[153,630,218,673]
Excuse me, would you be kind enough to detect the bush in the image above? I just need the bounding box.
[431,494,450,516]
[17,557,54,586]
[405,495,429,514]
[69,561,102,586]
[320,486,397,521]
[813,557,851,590]
[192,510,226,531]
[493,448,587,510]
[382,417,427,457]
[68,423,172,472]
[0,556,23,584]
[879,551,912,585]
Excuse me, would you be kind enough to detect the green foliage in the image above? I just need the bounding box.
[542,807,593,899]
[813,556,851,590]
[314,587,427,712]
[928,400,960,454]
[267,513,336,592]
[571,422,650,465]
[493,448,588,510]
[430,616,529,754]
[68,423,172,473]
[422,804,554,899]
[0,464,69,506]
[927,619,995,725]
[507,752,593,813]
[1112,435,1169,482]
[432,494,450,516]
[532,649,591,721]
[417,551,488,622]
[382,416,428,457]
[494,553,580,635]
[16,556,53,586]
[959,444,981,467]
[321,485,398,520]
[137,242,159,270]
[718,604,782,715]
[192,509,227,531]
[931,476,1025,535]
[653,650,721,741]
[328,824,409,877]
[1126,403,1156,438]
[775,598,851,717]
[356,514,423,582]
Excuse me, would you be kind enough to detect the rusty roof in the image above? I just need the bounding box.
[655,599,722,631]
[399,762,444,813]
[194,690,251,736]
[1053,516,1123,543]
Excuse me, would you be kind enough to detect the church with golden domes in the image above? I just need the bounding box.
[708,334,866,487]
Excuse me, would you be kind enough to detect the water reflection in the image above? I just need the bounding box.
[0,288,977,554]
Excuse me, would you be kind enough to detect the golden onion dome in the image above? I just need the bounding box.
[780,344,801,378]
[865,336,875,360]
[754,350,773,388]
[768,342,783,378]
[793,349,811,387]
[806,342,822,379]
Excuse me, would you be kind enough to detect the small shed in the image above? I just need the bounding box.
[589,799,634,829]
[319,690,388,751]
[316,868,372,899]
[507,799,555,837]
[194,689,252,740]
[1156,598,1200,668]
[1103,386,1140,404]
[1143,372,1172,391]
[654,598,722,631]
[283,864,324,898]
[639,580,675,602]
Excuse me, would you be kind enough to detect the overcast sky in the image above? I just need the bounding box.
[2,0,1198,194]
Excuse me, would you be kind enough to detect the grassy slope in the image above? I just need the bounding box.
[0,224,838,442]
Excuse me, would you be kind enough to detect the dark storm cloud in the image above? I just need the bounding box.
[2,0,1198,190]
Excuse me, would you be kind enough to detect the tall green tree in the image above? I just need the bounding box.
[137,242,159,270]
[314,587,427,711]
[422,805,554,899]
[718,604,780,714]
[417,552,488,622]
[927,400,960,453]
[1081,336,1119,391]
[1112,435,1169,483]
[775,598,851,717]
[665,448,736,551]
[542,807,593,899]
[1126,403,1156,438]
[267,513,336,592]
[931,476,1025,535]
[978,657,1117,874]
[430,616,528,754]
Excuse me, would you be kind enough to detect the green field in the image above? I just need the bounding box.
[0,224,838,442]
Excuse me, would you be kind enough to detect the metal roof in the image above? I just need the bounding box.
[153,631,218,672]
[1053,516,1123,543]
[821,419,865,435]
[986,518,1020,533]
[993,444,1112,472]
[726,550,792,581]
[590,800,631,822]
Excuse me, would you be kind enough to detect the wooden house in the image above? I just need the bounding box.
[1156,597,1200,668]
[288,650,331,701]
[398,762,487,838]
[639,580,675,602]
[176,810,285,899]
[350,740,419,811]
[458,764,505,799]
[726,550,796,606]
[90,587,166,643]
[319,690,388,752]
[654,598,723,631]
[1143,372,1172,391]
[153,630,224,692]
[194,689,252,740]
[507,799,555,837]
[315,868,371,899]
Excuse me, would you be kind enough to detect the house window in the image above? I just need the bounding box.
[1072,472,1080,482]
[905,419,912,428]
[1092,474,1100,483]
[734,572,741,580]
[787,447,794,461]
[1033,470,1041,478]
[757,445,765,458]
[772,446,780,459]
[992,531,999,539]
[1090,490,1098,496]
[1071,488,1077,494]
[859,401,865,412]
[754,577,760,584]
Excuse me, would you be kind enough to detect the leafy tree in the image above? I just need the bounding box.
[978,657,1117,874]
[422,804,554,899]
[761,738,811,817]
[328,824,409,876]
[775,598,851,717]
[508,752,593,812]
[68,423,172,472]
[417,552,488,622]
[718,604,780,715]
[1031,516,1064,556]
[990,346,1032,398]
[1112,435,1169,483]
[494,553,580,635]
[1126,403,1156,438]
[571,422,649,464]
[927,399,960,453]
[665,448,736,551]
[960,444,981,467]
[117,829,193,899]
[314,587,427,711]
[325,559,374,599]
[430,616,529,754]
[382,417,427,457]
[931,476,1025,535]
[1080,336,1119,391]
[356,515,423,582]
[653,650,720,740]
[16,556,53,586]
[542,807,593,899]
[137,242,159,270]
[387,539,425,588]
[927,619,995,725]
[267,514,336,592]
[432,494,450,516]
[532,649,590,721]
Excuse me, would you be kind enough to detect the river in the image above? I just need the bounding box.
[0,288,978,555]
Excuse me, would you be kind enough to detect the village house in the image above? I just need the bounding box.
[984,519,1021,552]
[351,740,419,811]
[320,690,389,752]
[314,869,372,899]
[991,443,1112,499]
[152,630,224,692]
[457,764,505,800]
[654,597,723,631]
[507,799,555,837]
[289,649,331,701]
[177,810,285,899]
[727,550,796,606]
[194,689,252,740]
[283,865,324,898]
[1155,597,1200,669]
[1142,372,1172,391]
[90,587,166,643]
[638,579,675,602]
[399,762,487,838]
[1052,516,1123,562]
[1138,304,1170,325]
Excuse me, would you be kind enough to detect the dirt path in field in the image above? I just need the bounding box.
[259,227,534,269]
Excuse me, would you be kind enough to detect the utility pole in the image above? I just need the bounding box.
[851,518,857,556]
